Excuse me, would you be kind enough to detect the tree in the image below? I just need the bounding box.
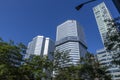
[0,38,111,80]
[53,50,111,80]
[78,52,111,80]
[53,50,71,70]
[104,17,120,65]
[53,50,72,80]
[0,38,27,80]
[20,55,53,80]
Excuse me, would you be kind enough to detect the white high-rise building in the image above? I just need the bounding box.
[25,35,54,59]
[55,20,87,65]
[93,2,120,80]
[93,2,113,44]
[43,37,55,60]
[96,49,120,80]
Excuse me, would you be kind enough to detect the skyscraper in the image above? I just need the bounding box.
[43,37,55,60]
[25,35,54,59]
[93,2,113,45]
[55,20,87,65]
[112,0,120,14]
[93,2,120,80]
[96,49,120,80]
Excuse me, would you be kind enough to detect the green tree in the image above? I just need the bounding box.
[20,55,53,80]
[53,50,74,80]
[104,17,120,65]
[78,52,111,80]
[0,38,26,80]
[53,51,111,80]
[0,38,111,80]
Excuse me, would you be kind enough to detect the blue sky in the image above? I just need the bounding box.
[0,0,119,53]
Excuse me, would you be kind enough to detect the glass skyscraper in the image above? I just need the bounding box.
[96,49,120,80]
[93,2,120,80]
[55,20,87,65]
[93,2,113,45]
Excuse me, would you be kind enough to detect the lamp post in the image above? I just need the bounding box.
[75,0,96,11]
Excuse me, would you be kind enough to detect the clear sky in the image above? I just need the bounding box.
[0,0,119,53]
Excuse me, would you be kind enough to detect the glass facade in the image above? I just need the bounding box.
[55,20,87,65]
[94,2,120,80]
[96,49,120,80]
[93,2,113,45]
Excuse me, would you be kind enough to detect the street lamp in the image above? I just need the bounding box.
[75,0,96,11]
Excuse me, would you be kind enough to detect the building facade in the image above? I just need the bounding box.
[93,2,113,45]
[112,0,120,14]
[55,20,87,65]
[25,35,54,59]
[93,2,120,80]
[43,37,55,60]
[96,49,120,80]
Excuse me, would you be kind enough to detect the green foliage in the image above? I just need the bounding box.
[78,52,111,80]
[0,38,112,80]
[54,52,111,80]
[104,18,120,66]
[112,53,120,65]
[53,50,71,70]
[0,38,26,80]
[20,55,53,80]
[53,50,72,80]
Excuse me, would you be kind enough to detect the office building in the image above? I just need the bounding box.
[55,20,87,65]
[25,35,54,59]
[112,0,120,14]
[93,2,113,45]
[93,2,120,80]
[96,49,120,80]
[43,37,55,60]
